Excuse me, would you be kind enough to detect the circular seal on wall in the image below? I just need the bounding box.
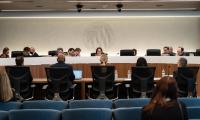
[83,22,114,51]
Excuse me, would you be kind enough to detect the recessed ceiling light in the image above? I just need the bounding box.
[0,0,13,3]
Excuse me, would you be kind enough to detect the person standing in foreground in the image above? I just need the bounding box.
[141,76,188,120]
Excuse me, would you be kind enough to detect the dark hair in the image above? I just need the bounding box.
[57,48,63,52]
[163,46,169,50]
[179,57,187,67]
[23,47,30,52]
[144,76,178,111]
[136,57,147,67]
[95,47,103,54]
[178,47,184,52]
[68,48,74,52]
[3,47,9,54]
[75,48,81,52]
[15,56,24,66]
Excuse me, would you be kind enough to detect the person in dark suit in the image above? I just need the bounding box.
[177,46,185,56]
[169,46,176,56]
[141,76,188,120]
[30,47,39,57]
[47,53,75,100]
[0,47,10,58]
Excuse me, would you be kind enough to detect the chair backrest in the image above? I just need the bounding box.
[113,98,150,108]
[131,67,156,97]
[48,50,57,56]
[91,66,115,93]
[0,102,21,111]
[9,109,61,120]
[120,49,137,56]
[175,67,199,97]
[113,107,142,120]
[0,111,9,120]
[91,53,96,56]
[146,49,161,56]
[5,66,33,99]
[45,67,73,100]
[11,51,23,58]
[195,49,200,56]
[22,100,67,110]
[187,107,200,119]
[68,100,113,109]
[62,108,112,120]
[178,98,200,107]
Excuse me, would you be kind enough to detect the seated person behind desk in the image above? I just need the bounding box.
[47,53,75,100]
[141,76,188,120]
[95,47,104,56]
[23,47,31,57]
[30,47,39,57]
[177,46,186,56]
[162,46,170,56]
[0,47,10,58]
[74,48,81,56]
[169,46,176,56]
[0,70,14,102]
[15,56,24,66]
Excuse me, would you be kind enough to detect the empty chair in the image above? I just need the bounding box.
[90,65,115,99]
[146,49,161,56]
[174,67,199,97]
[178,98,200,107]
[0,111,8,120]
[22,100,67,110]
[91,53,96,56]
[0,102,21,111]
[45,67,76,101]
[130,67,156,98]
[11,51,23,58]
[195,49,200,56]
[187,107,200,120]
[5,66,34,100]
[113,98,150,108]
[120,49,137,56]
[113,107,142,120]
[69,99,112,109]
[9,109,61,120]
[62,108,112,120]
[48,50,57,56]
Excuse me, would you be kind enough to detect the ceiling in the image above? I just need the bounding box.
[0,0,200,12]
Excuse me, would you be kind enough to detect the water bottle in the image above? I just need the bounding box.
[162,69,166,77]
[128,70,131,79]
[115,70,118,79]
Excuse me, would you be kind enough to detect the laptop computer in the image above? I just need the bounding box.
[73,69,83,80]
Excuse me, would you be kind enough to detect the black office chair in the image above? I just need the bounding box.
[48,50,57,56]
[120,49,137,56]
[174,67,199,97]
[90,66,116,99]
[146,49,161,56]
[195,49,200,56]
[45,67,76,101]
[5,66,34,101]
[128,67,156,98]
[91,53,96,56]
[11,51,23,58]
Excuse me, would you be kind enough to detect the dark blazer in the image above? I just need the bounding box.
[50,61,75,81]
[31,52,39,57]
[141,100,188,120]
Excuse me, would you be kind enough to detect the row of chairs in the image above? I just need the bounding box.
[5,65,199,101]
[0,107,200,120]
[1,98,200,111]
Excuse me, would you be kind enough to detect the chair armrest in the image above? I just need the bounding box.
[31,84,36,88]
[125,84,130,88]
[42,85,48,90]
[70,84,77,89]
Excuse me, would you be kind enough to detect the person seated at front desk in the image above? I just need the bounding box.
[162,46,170,56]
[95,47,104,56]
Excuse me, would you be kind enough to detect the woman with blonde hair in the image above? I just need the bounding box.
[141,76,188,120]
[100,54,108,66]
[0,70,13,102]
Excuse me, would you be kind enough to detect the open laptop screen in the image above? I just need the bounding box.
[73,69,83,80]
